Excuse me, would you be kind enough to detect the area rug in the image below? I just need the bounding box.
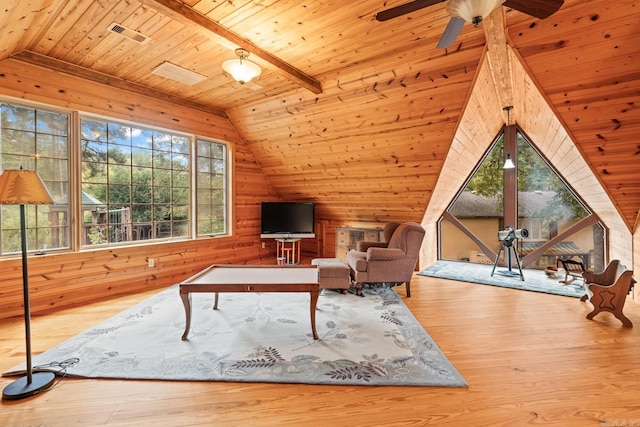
[419,260,584,298]
[4,285,466,387]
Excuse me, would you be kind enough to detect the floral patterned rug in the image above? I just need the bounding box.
[5,285,466,387]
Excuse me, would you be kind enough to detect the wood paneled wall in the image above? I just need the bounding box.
[0,61,280,319]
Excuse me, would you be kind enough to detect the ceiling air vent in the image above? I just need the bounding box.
[151,62,207,86]
[108,22,150,44]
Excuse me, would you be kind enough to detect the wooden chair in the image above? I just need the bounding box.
[581,260,635,327]
[556,258,585,285]
[581,260,620,301]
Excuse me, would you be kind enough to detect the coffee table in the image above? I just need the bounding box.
[179,264,320,340]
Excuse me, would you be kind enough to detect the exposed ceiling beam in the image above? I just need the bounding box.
[482,8,514,122]
[10,50,228,118]
[143,0,323,95]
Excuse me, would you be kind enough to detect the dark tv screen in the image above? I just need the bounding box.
[260,202,315,238]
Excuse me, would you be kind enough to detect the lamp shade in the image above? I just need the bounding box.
[503,154,516,169]
[446,0,506,24]
[0,169,54,205]
[222,48,261,84]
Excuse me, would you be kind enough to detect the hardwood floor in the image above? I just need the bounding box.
[1,274,639,426]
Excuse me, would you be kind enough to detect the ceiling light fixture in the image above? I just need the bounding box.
[222,48,261,85]
[503,106,515,169]
[447,0,506,25]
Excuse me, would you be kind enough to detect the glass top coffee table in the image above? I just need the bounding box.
[179,264,320,340]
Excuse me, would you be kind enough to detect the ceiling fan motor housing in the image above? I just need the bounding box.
[446,0,507,23]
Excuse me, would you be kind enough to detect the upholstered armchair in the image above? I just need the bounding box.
[347,222,425,297]
[356,222,400,252]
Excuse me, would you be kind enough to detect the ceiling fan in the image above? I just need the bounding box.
[375,0,564,48]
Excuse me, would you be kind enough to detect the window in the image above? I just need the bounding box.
[196,139,228,236]
[0,103,70,255]
[0,100,230,256]
[440,126,604,271]
[80,118,192,246]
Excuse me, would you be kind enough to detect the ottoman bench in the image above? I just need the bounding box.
[311,258,351,292]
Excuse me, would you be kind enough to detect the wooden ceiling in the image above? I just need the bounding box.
[2,0,639,232]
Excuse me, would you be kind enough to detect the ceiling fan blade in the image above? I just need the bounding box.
[503,0,564,19]
[375,0,445,22]
[436,16,466,49]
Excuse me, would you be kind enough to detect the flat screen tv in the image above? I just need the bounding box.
[260,202,315,238]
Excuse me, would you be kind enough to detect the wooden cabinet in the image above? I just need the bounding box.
[335,227,383,263]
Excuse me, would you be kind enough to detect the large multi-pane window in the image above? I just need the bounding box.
[0,103,70,255]
[80,118,192,246]
[0,100,229,256]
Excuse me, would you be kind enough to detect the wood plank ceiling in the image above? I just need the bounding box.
[1,0,639,231]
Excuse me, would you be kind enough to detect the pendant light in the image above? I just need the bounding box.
[503,106,515,169]
[222,48,261,85]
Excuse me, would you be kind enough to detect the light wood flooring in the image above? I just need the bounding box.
[1,274,639,426]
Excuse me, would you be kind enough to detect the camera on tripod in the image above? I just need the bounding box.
[497,226,529,245]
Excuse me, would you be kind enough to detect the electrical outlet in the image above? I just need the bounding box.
[261,242,266,249]
[148,258,155,268]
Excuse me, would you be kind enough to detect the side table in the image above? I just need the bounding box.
[276,238,301,264]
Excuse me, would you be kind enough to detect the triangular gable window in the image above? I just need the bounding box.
[440,125,605,272]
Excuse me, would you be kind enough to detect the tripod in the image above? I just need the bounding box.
[491,238,525,281]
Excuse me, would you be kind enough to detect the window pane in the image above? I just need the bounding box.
[1,104,35,131]
[108,123,131,145]
[2,129,36,154]
[82,119,107,142]
[132,149,153,167]
[132,129,153,149]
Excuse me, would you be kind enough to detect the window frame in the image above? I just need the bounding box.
[195,137,231,238]
[79,115,196,247]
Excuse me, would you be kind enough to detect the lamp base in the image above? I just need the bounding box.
[2,372,56,400]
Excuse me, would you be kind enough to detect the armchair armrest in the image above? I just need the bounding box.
[367,247,405,261]
[357,241,387,252]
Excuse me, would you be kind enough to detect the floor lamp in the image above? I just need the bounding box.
[0,168,56,400]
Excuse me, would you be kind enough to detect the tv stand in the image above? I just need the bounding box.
[276,238,301,265]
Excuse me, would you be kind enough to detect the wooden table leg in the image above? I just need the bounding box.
[180,290,192,340]
[309,289,319,340]
[213,292,219,310]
